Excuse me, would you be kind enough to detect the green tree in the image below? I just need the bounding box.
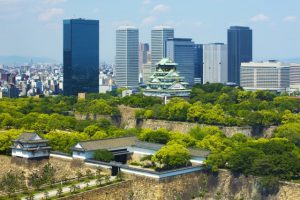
[91,130,108,140]
[84,125,101,137]
[139,128,170,144]
[151,143,191,170]
[275,123,300,146]
[0,129,23,154]
[168,132,196,147]
[29,171,45,190]
[93,149,114,162]
[42,163,56,184]
[0,171,25,197]
[187,102,206,122]
[227,147,263,174]
[44,131,89,153]
[189,126,223,141]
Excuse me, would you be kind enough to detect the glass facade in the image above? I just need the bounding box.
[194,44,203,84]
[151,26,174,71]
[63,19,99,96]
[166,38,195,85]
[227,26,252,85]
[115,26,139,88]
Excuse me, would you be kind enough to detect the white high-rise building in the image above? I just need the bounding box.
[290,63,300,89]
[203,43,228,84]
[115,26,139,88]
[151,26,174,70]
[240,61,290,92]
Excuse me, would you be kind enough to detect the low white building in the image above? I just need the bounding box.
[240,61,290,92]
[72,136,209,165]
[11,133,51,159]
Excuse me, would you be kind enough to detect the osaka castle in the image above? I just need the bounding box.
[143,58,191,97]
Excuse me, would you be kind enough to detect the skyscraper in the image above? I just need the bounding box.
[115,26,139,88]
[139,43,149,69]
[227,26,252,85]
[203,43,228,84]
[63,19,99,96]
[166,38,195,85]
[194,44,203,84]
[139,43,149,82]
[151,26,174,69]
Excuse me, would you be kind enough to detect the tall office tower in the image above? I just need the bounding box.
[194,44,203,84]
[139,43,149,70]
[115,26,139,88]
[139,43,149,83]
[63,19,99,96]
[142,52,152,83]
[227,26,252,85]
[240,61,290,92]
[203,43,228,84]
[151,26,174,69]
[166,38,195,85]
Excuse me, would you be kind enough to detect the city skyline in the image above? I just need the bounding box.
[0,0,300,63]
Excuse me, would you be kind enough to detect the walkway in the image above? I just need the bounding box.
[22,176,115,200]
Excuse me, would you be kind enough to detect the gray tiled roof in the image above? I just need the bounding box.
[134,141,164,151]
[73,137,210,158]
[14,133,48,143]
[134,141,210,157]
[17,133,38,141]
[75,136,137,151]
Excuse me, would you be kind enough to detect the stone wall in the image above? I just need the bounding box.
[59,170,300,200]
[0,155,109,193]
[75,106,277,137]
[138,119,276,138]
[118,105,138,128]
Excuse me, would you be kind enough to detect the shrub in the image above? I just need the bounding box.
[151,143,191,170]
[93,149,114,162]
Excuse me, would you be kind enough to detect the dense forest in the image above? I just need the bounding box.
[136,83,300,126]
[0,83,299,184]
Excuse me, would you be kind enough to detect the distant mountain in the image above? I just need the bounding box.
[0,56,59,65]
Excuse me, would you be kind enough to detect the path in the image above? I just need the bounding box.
[22,176,116,200]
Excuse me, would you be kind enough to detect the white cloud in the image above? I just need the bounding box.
[152,4,170,13]
[283,16,297,22]
[143,0,150,5]
[250,14,269,22]
[38,8,64,21]
[142,15,156,24]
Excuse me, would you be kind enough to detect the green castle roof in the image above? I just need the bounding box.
[156,58,178,66]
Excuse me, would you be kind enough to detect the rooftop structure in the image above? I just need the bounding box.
[143,58,191,97]
[11,133,51,159]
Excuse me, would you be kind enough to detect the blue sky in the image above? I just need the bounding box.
[0,0,300,63]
